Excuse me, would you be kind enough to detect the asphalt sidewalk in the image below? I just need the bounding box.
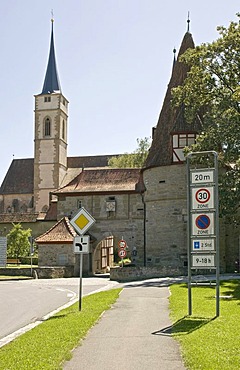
[63,281,186,370]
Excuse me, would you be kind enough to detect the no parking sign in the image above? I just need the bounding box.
[191,213,215,236]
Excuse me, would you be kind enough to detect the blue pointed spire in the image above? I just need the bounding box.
[41,19,61,94]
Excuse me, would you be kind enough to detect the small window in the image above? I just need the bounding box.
[58,253,68,266]
[62,120,65,140]
[172,133,197,163]
[44,96,51,102]
[44,118,51,137]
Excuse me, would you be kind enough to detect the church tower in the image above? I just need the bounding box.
[34,18,68,213]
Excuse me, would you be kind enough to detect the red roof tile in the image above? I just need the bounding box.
[35,217,77,244]
[54,168,144,194]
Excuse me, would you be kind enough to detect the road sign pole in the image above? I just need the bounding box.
[187,155,192,315]
[79,253,83,311]
[214,152,220,317]
[187,151,220,317]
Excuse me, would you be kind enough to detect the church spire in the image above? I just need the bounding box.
[187,11,190,33]
[41,18,61,94]
[172,47,177,69]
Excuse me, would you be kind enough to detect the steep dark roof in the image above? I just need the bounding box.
[41,20,61,94]
[0,155,127,196]
[0,158,34,194]
[145,32,200,168]
[54,168,144,194]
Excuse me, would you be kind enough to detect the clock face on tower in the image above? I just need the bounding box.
[106,201,116,212]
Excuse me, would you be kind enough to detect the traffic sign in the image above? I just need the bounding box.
[192,213,215,236]
[73,235,90,254]
[187,151,220,316]
[192,238,215,251]
[192,187,214,210]
[196,188,210,203]
[196,214,210,229]
[191,170,214,184]
[118,249,127,259]
[192,254,215,268]
[118,240,127,249]
[70,207,96,235]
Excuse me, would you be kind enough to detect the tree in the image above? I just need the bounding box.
[108,137,151,168]
[172,15,240,221]
[7,223,32,260]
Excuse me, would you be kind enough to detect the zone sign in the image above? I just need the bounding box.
[191,187,214,210]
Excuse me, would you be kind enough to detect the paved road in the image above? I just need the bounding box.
[0,277,119,341]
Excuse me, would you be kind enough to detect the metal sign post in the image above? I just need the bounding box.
[73,235,90,311]
[71,207,95,312]
[28,236,35,277]
[79,253,83,311]
[187,151,220,317]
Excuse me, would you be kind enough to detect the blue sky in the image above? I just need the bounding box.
[0,1,239,183]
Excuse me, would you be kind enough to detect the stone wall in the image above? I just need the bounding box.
[0,266,74,278]
[57,193,145,265]
[143,164,188,269]
[110,265,187,282]
[38,243,75,267]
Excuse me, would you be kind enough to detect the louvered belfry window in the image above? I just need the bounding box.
[44,117,51,137]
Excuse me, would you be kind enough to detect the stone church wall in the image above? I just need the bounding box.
[0,193,33,213]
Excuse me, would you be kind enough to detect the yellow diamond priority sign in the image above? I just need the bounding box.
[70,207,96,235]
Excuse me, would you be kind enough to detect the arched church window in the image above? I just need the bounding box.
[12,199,19,212]
[44,118,51,137]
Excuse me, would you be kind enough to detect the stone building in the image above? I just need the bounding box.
[0,19,239,276]
[142,31,202,271]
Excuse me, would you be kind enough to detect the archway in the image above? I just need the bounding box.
[92,236,114,274]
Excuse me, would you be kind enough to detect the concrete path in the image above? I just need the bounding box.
[63,282,186,370]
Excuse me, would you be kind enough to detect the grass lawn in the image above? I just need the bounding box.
[0,288,122,370]
[169,280,240,370]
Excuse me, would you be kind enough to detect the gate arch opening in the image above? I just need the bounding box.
[92,236,114,274]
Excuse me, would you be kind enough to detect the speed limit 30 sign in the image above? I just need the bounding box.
[192,187,214,210]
